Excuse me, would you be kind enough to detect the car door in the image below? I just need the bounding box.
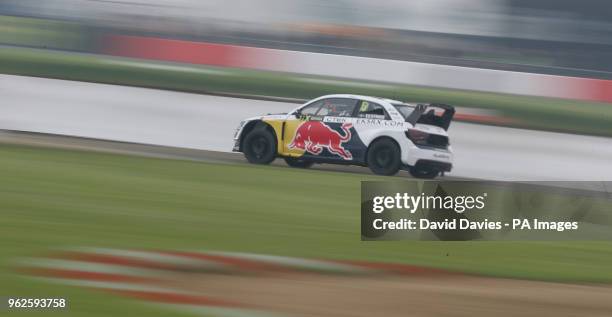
[282,98,358,161]
[348,100,393,162]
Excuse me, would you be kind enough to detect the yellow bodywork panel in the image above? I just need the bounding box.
[262,118,305,157]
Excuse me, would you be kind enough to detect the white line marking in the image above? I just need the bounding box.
[208,251,372,274]
[68,247,225,269]
[16,258,170,278]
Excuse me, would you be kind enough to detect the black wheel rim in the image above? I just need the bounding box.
[375,148,392,167]
[251,137,268,159]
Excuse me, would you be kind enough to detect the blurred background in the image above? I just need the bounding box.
[2,0,612,75]
[2,1,612,316]
[2,0,612,136]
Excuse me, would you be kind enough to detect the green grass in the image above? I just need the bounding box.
[1,46,612,136]
[1,144,612,315]
[0,15,87,50]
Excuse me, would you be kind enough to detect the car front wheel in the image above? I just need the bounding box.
[367,139,401,176]
[243,129,276,164]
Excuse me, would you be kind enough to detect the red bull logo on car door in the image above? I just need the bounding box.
[288,121,353,160]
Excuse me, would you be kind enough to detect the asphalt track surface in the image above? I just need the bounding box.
[2,74,612,181]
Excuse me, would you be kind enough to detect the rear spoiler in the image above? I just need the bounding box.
[405,103,455,131]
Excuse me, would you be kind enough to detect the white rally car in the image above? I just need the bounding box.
[233,94,454,178]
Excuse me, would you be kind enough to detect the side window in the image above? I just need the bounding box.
[356,101,389,119]
[315,98,357,117]
[299,100,324,116]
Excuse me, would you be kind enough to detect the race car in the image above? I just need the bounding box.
[232,94,454,178]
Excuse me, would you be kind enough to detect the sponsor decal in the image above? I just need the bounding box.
[298,115,324,122]
[362,114,386,119]
[359,101,370,112]
[288,122,353,160]
[434,153,450,159]
[323,116,348,123]
[354,118,405,127]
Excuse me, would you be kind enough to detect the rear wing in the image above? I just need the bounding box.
[405,103,455,131]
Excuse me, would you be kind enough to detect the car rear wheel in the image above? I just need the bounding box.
[409,167,439,179]
[284,157,314,168]
[243,129,276,164]
[367,139,401,176]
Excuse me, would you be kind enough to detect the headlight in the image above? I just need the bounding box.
[233,121,246,139]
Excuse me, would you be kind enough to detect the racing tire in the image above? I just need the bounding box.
[366,139,401,176]
[243,129,276,164]
[409,167,439,179]
[284,157,314,168]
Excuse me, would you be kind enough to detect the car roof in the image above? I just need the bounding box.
[317,94,405,106]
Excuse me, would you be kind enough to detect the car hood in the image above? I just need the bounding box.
[244,113,288,122]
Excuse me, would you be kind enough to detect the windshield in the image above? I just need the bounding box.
[392,103,416,120]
